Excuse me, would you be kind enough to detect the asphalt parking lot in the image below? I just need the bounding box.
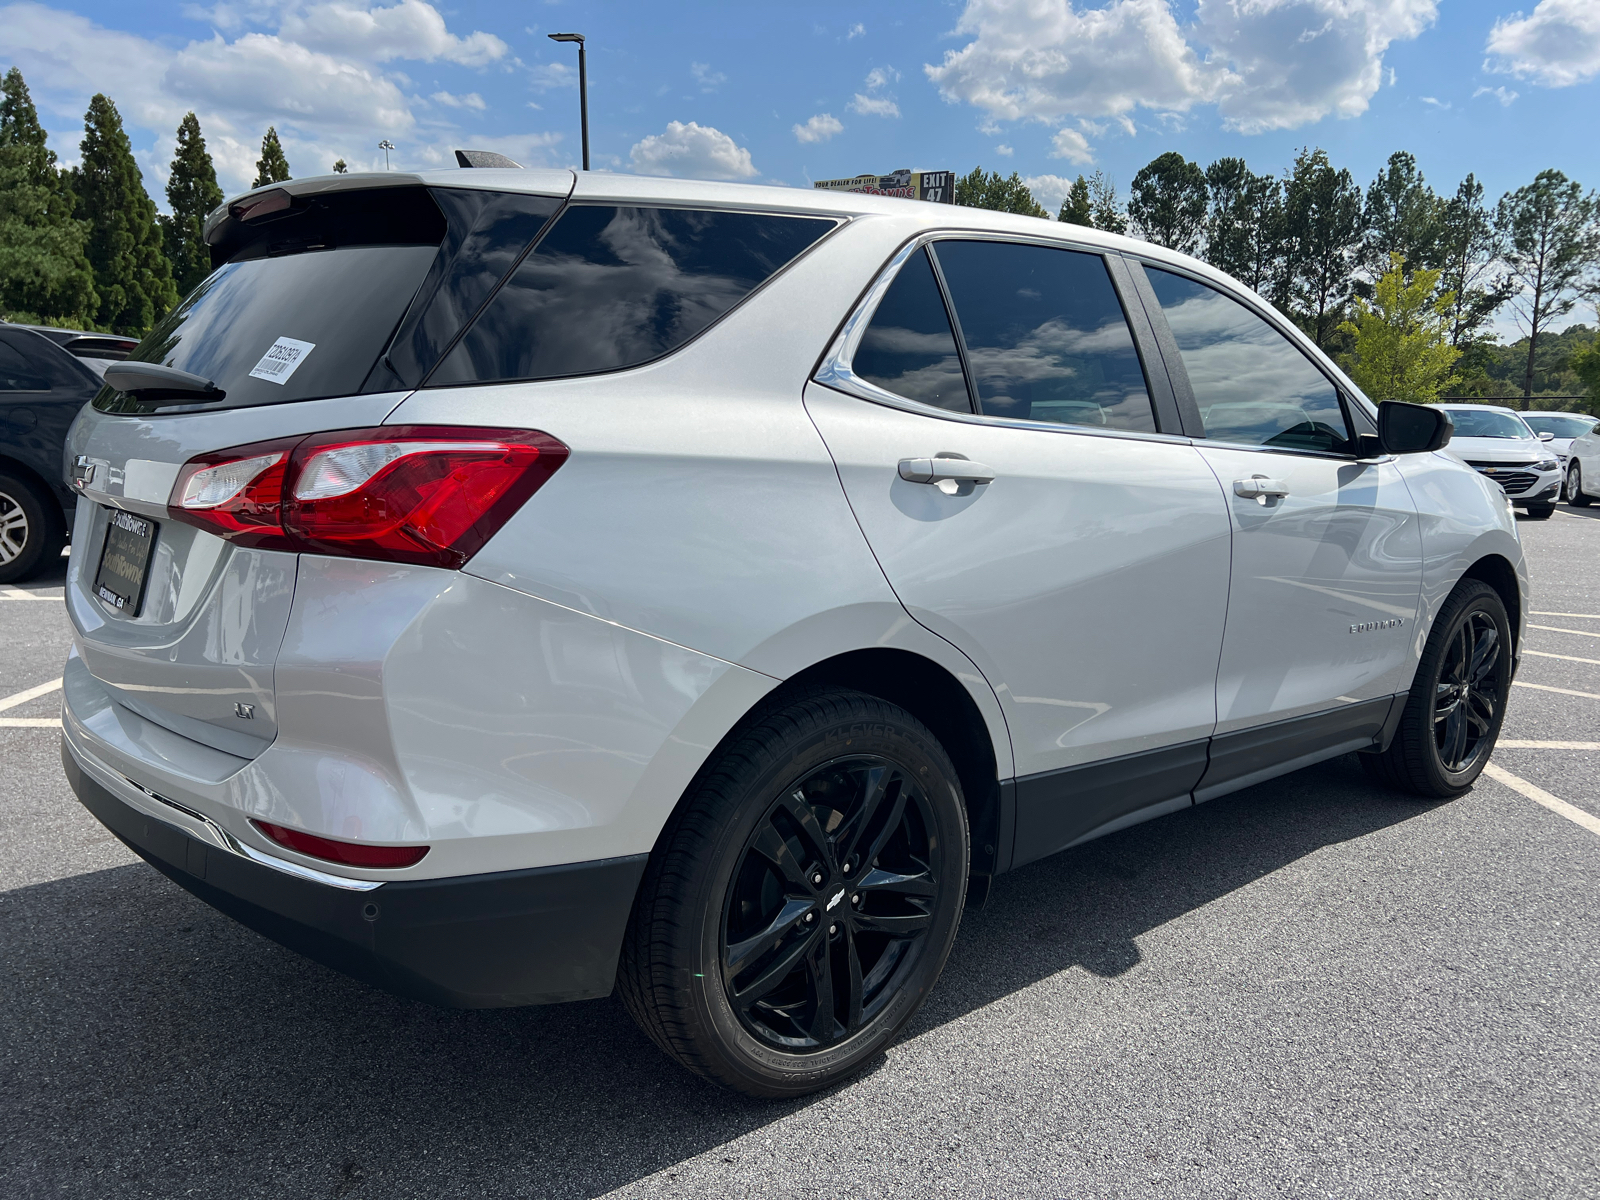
[3,513,1598,1200]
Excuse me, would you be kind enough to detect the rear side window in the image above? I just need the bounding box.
[427,206,836,386]
[0,341,50,392]
[933,241,1155,432]
[1146,268,1351,455]
[851,247,971,413]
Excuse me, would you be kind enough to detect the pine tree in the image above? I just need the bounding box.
[70,93,178,335]
[1058,175,1093,226]
[1338,253,1461,403]
[1087,172,1127,235]
[1128,151,1209,255]
[1203,159,1284,297]
[1281,148,1364,350]
[954,167,1049,217]
[1361,151,1443,285]
[160,112,222,298]
[332,158,348,174]
[0,67,96,325]
[253,127,291,188]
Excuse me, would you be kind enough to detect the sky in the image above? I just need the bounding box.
[2,0,1596,236]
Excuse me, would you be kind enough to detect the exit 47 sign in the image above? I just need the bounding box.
[813,169,954,203]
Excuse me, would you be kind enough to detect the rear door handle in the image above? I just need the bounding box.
[898,457,996,485]
[1233,476,1289,500]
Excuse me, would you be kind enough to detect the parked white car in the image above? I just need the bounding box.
[1559,414,1600,506]
[1436,404,1563,519]
[60,169,1527,1097]
[1522,410,1597,473]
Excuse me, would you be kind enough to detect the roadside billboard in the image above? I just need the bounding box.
[813,169,955,204]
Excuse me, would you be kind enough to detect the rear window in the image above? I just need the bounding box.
[95,186,565,414]
[426,206,837,387]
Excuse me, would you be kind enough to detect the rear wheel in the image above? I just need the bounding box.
[618,688,969,1097]
[0,473,64,585]
[1361,580,1512,799]
[1566,462,1592,507]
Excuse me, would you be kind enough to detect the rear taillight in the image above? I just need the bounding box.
[252,820,429,868]
[167,426,568,568]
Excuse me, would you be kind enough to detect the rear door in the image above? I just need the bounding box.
[806,237,1233,867]
[1137,265,1423,799]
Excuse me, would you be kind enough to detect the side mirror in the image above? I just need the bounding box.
[1538,430,1556,442]
[1378,401,1452,455]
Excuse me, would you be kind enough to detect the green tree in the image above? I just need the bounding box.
[954,167,1048,217]
[1087,171,1126,235]
[1361,151,1443,284]
[70,93,176,335]
[331,158,348,174]
[1496,169,1600,406]
[1281,148,1365,350]
[1127,151,1208,254]
[1203,157,1283,295]
[1338,252,1461,402]
[1435,174,1515,350]
[159,112,222,298]
[0,67,96,325]
[1058,174,1092,226]
[253,126,291,188]
[1573,336,1600,409]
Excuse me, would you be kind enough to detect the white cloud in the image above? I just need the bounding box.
[1024,173,1077,213]
[925,0,1439,136]
[1051,126,1094,163]
[690,61,727,91]
[793,112,844,143]
[996,143,1014,156]
[1474,84,1520,105]
[848,23,866,39]
[278,1,508,67]
[429,90,485,110]
[528,61,576,91]
[630,120,759,179]
[1420,95,1450,108]
[1486,0,1600,88]
[849,93,901,117]
[865,66,900,89]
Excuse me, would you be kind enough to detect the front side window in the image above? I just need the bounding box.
[850,247,970,413]
[1524,414,1597,439]
[429,206,836,386]
[934,240,1155,432]
[1147,267,1352,455]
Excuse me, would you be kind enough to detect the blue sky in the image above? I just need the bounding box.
[3,0,1595,223]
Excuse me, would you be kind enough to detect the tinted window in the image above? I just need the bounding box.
[934,241,1154,431]
[430,206,836,386]
[1443,408,1535,440]
[374,188,564,389]
[0,341,51,392]
[851,247,970,412]
[1523,414,1595,439]
[1147,268,1351,454]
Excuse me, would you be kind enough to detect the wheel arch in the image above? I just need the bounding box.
[1459,553,1523,655]
[0,452,68,517]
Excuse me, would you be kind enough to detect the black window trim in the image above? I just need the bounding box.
[1127,256,1375,463]
[813,230,1194,448]
[417,201,849,392]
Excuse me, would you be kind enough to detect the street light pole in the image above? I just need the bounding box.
[547,32,588,170]
[378,139,395,170]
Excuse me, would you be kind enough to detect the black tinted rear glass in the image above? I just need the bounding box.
[428,206,836,386]
[851,247,971,412]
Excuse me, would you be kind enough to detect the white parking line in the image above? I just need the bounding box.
[1498,740,1600,750]
[0,717,59,728]
[1530,624,1600,639]
[0,678,63,712]
[1524,649,1600,666]
[1514,681,1600,700]
[0,586,57,600]
[1532,611,1600,620]
[1484,762,1600,837]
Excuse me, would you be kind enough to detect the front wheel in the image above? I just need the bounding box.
[618,688,969,1097]
[1361,579,1512,799]
[1567,462,1592,507]
[1522,502,1555,520]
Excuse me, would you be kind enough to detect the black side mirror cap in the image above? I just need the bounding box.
[1378,400,1452,455]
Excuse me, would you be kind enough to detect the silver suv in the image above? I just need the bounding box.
[61,169,1527,1097]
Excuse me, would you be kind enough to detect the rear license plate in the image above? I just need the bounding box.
[94,508,157,616]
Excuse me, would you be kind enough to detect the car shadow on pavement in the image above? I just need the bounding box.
[1,754,1428,1200]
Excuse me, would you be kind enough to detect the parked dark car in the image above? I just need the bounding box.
[0,324,136,582]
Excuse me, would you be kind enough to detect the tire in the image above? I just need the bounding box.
[1361,579,1512,799]
[1522,503,1555,520]
[1566,462,1592,507]
[618,687,970,1097]
[0,472,65,585]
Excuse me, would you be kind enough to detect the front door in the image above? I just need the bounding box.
[806,238,1234,866]
[1139,266,1423,798]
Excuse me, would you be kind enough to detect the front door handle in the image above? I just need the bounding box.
[1233,475,1289,500]
[899,457,996,485]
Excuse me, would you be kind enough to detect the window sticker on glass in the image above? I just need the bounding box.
[248,336,316,385]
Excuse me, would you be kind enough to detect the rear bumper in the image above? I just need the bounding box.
[63,742,646,1008]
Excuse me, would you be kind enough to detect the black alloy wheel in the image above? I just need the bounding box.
[1431,610,1504,774]
[721,756,939,1051]
[1567,462,1592,507]
[1362,579,1512,799]
[618,688,968,1097]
